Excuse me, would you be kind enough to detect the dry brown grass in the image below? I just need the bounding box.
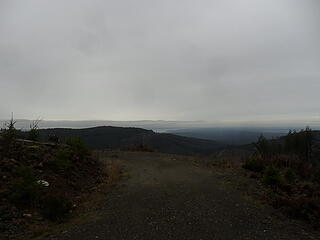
[92,150,127,184]
[106,159,124,184]
[195,155,244,170]
[212,156,244,169]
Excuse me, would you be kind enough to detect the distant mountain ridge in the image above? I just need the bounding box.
[0,119,209,131]
[169,128,288,145]
[39,126,226,155]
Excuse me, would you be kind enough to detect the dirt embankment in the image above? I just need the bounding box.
[0,139,103,239]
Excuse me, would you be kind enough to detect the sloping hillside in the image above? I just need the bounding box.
[0,137,103,239]
[38,126,226,155]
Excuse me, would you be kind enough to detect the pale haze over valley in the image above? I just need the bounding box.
[0,0,319,126]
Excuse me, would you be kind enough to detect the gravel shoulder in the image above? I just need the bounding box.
[47,152,319,240]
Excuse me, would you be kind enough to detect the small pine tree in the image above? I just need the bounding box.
[28,119,41,141]
[254,135,270,158]
[1,114,17,143]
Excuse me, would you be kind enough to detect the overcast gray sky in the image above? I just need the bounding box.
[0,0,319,123]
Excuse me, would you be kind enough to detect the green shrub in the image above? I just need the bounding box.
[242,156,265,173]
[1,117,17,143]
[49,148,72,172]
[28,119,41,141]
[28,129,40,141]
[0,117,17,157]
[41,195,72,222]
[262,166,284,187]
[65,137,89,159]
[283,168,296,184]
[9,166,43,207]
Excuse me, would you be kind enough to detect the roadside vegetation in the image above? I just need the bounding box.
[0,118,103,239]
[121,143,155,152]
[242,127,320,227]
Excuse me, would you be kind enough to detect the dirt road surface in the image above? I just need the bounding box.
[47,152,319,240]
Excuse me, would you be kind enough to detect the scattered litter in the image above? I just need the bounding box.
[37,180,49,187]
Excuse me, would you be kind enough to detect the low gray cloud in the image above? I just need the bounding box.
[0,0,319,123]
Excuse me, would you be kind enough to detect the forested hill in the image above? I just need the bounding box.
[38,126,227,155]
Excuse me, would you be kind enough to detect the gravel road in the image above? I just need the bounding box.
[47,152,319,240]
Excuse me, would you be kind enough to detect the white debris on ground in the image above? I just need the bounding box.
[37,180,49,187]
